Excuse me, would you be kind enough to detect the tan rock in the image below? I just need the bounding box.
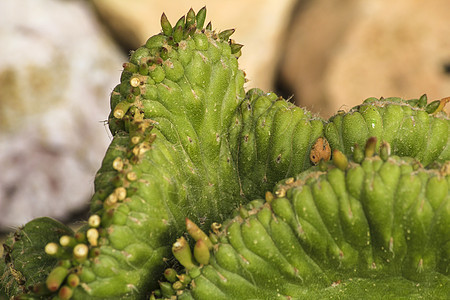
[281,0,450,117]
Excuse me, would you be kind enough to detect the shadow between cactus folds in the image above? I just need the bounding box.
[1,7,449,300]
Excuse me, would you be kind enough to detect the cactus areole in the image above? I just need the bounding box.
[1,7,449,300]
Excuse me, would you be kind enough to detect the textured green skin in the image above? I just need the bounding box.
[157,157,449,299]
[0,218,73,297]
[324,98,450,166]
[1,8,449,300]
[66,26,325,298]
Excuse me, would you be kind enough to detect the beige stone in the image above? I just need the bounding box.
[281,0,450,117]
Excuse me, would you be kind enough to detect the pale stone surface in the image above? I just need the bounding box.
[280,0,450,117]
[91,0,297,92]
[0,0,125,229]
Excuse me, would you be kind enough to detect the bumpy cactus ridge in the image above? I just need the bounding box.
[324,95,450,166]
[1,7,450,300]
[154,152,450,299]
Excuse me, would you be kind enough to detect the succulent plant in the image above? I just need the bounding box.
[152,148,449,299]
[1,7,449,300]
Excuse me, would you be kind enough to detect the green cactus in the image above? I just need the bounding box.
[153,150,449,299]
[1,7,449,299]
[324,96,450,166]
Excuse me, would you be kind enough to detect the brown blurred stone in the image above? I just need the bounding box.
[91,0,297,92]
[280,0,450,118]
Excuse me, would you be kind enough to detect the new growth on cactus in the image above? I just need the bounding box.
[1,7,449,300]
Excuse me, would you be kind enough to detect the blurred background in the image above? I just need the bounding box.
[1,0,450,249]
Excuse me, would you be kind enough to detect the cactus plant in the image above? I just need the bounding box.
[1,7,449,299]
[152,147,449,299]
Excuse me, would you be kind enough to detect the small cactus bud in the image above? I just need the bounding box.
[126,171,138,181]
[88,215,101,228]
[218,29,235,41]
[177,273,191,285]
[230,43,244,54]
[365,137,377,158]
[196,7,207,29]
[172,237,196,270]
[129,76,141,88]
[73,244,89,262]
[417,94,427,107]
[105,193,118,206]
[164,268,178,283]
[114,187,127,201]
[425,100,440,114]
[58,285,73,300]
[67,273,80,288]
[186,8,196,27]
[332,149,348,171]
[172,281,183,290]
[46,266,68,292]
[113,101,132,119]
[173,25,184,43]
[174,16,186,31]
[112,157,124,171]
[265,191,274,203]
[123,62,138,73]
[239,206,249,219]
[45,242,60,256]
[186,218,213,249]
[74,231,86,244]
[159,281,175,298]
[380,141,391,161]
[87,228,99,246]
[353,144,364,163]
[161,13,173,36]
[193,239,210,265]
[59,235,76,248]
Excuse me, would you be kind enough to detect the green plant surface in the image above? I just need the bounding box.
[1,7,449,300]
[154,154,449,299]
